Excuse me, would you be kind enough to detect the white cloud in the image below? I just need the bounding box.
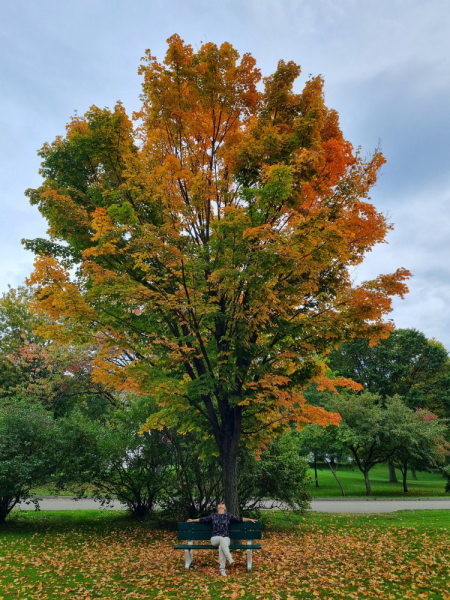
[1,0,449,348]
[357,187,450,346]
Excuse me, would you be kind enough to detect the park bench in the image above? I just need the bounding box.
[175,521,262,571]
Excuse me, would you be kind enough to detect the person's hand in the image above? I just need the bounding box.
[187,519,193,522]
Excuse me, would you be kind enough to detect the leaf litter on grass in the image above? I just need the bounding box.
[0,522,449,599]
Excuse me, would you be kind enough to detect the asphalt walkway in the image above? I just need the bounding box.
[311,498,450,512]
[14,497,450,513]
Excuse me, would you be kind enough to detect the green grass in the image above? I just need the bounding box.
[1,509,449,599]
[30,464,447,499]
[31,464,448,499]
[264,507,450,532]
[308,463,448,497]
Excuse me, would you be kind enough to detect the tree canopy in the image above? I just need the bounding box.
[328,328,450,417]
[0,287,115,419]
[24,35,409,512]
[332,392,449,496]
[0,404,57,522]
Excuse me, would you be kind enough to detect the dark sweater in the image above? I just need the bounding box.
[199,512,243,537]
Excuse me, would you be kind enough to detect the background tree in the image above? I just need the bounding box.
[0,286,115,419]
[0,404,57,523]
[25,35,409,513]
[7,342,117,419]
[390,409,449,492]
[297,424,324,488]
[333,393,421,496]
[297,424,347,495]
[328,328,450,482]
[0,286,43,398]
[328,328,450,417]
[0,286,41,350]
[56,399,173,518]
[442,465,450,494]
[237,431,311,513]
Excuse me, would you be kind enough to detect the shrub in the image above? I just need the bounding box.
[0,404,57,522]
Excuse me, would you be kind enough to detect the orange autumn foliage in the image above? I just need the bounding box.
[24,35,410,511]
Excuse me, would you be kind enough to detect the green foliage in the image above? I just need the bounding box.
[156,428,311,520]
[389,409,449,490]
[297,423,344,462]
[0,404,57,522]
[332,392,449,496]
[157,429,223,521]
[0,286,115,419]
[0,286,43,398]
[237,430,311,513]
[56,399,173,518]
[328,328,450,416]
[335,394,408,462]
[0,286,42,353]
[304,463,448,497]
[297,423,348,494]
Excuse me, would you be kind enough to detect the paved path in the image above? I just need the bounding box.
[14,497,450,513]
[310,499,450,513]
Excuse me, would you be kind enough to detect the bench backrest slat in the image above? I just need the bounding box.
[177,521,261,541]
[178,523,212,531]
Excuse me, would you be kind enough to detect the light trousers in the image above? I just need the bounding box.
[210,536,232,570]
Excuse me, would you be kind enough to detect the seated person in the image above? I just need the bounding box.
[187,502,256,576]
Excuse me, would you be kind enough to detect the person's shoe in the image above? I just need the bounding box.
[228,557,234,565]
[220,569,227,577]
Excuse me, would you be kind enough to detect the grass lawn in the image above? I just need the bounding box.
[29,486,95,498]
[32,465,448,499]
[1,509,449,599]
[308,463,448,497]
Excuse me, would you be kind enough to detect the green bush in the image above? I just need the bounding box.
[159,429,311,520]
[238,431,311,514]
[56,401,174,519]
[0,404,57,522]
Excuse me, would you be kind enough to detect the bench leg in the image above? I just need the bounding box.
[246,540,253,571]
[185,541,193,569]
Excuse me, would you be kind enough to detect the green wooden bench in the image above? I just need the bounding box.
[175,521,262,570]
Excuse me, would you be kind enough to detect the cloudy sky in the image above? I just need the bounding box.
[1,0,449,346]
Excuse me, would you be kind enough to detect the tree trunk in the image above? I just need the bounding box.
[388,463,398,483]
[411,466,418,481]
[402,461,408,493]
[314,455,319,487]
[215,405,242,516]
[327,462,345,496]
[0,497,15,524]
[222,449,239,515]
[364,471,372,496]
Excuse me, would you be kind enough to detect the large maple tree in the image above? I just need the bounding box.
[24,35,409,512]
